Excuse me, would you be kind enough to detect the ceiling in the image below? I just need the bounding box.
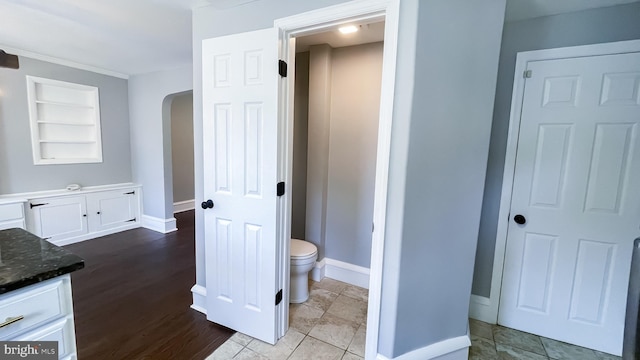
[0,0,637,77]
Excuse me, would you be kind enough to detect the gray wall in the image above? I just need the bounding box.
[305,44,333,260]
[292,51,309,240]
[171,92,194,204]
[380,0,505,356]
[128,65,192,221]
[294,42,383,268]
[193,0,504,357]
[325,42,383,268]
[0,57,131,194]
[472,2,640,298]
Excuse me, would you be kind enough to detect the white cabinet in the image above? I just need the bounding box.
[0,275,77,360]
[29,196,88,242]
[86,189,139,232]
[0,202,26,230]
[25,184,141,246]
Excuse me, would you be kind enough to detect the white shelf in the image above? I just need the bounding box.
[26,76,103,165]
[35,100,94,109]
[37,120,95,126]
[39,140,97,144]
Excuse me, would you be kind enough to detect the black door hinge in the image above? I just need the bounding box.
[275,289,283,305]
[278,60,287,77]
[277,182,285,196]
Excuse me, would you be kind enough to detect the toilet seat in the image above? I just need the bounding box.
[291,239,317,259]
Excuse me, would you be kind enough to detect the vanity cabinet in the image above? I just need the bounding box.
[25,184,141,245]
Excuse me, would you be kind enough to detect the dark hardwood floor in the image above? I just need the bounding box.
[66,210,233,360]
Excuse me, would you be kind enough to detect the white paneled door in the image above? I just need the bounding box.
[499,52,640,355]
[202,28,280,344]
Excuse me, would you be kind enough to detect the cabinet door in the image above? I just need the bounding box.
[86,189,139,232]
[29,196,88,242]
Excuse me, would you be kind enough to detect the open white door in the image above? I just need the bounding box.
[202,28,281,344]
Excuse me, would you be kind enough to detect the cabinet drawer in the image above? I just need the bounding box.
[14,317,76,359]
[0,277,71,340]
[0,203,23,222]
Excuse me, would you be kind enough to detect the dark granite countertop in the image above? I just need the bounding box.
[0,228,84,294]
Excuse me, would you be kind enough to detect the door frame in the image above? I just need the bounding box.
[480,39,640,323]
[274,0,400,357]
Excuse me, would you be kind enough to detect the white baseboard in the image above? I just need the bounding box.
[312,258,370,289]
[141,215,177,233]
[191,284,207,314]
[52,222,140,246]
[469,294,496,324]
[376,335,470,360]
[173,199,195,213]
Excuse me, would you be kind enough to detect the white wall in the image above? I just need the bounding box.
[0,56,132,194]
[128,65,192,225]
[171,92,195,204]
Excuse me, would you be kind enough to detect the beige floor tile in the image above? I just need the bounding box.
[469,319,494,341]
[229,332,253,346]
[541,337,599,360]
[309,313,360,350]
[469,335,498,360]
[289,303,325,334]
[342,352,364,360]
[306,288,339,312]
[326,295,368,324]
[207,340,244,360]
[233,347,269,360]
[288,337,345,360]
[347,324,366,357]
[247,329,305,360]
[496,343,548,360]
[341,285,368,302]
[313,278,349,294]
[493,326,546,356]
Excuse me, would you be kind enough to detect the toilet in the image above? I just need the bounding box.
[290,239,318,303]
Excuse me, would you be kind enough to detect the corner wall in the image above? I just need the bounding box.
[128,65,192,228]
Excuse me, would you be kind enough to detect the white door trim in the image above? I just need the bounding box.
[274,0,400,358]
[483,39,640,323]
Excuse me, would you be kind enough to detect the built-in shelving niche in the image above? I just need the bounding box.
[26,76,103,165]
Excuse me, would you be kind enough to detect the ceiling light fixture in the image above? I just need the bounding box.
[338,25,359,34]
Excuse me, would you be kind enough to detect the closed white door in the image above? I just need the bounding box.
[202,28,281,344]
[499,52,640,355]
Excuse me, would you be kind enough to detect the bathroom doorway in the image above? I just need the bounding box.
[290,22,385,287]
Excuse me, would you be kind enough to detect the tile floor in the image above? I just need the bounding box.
[207,278,621,360]
[207,278,367,360]
[469,319,622,360]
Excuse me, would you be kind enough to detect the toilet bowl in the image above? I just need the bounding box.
[290,239,318,303]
